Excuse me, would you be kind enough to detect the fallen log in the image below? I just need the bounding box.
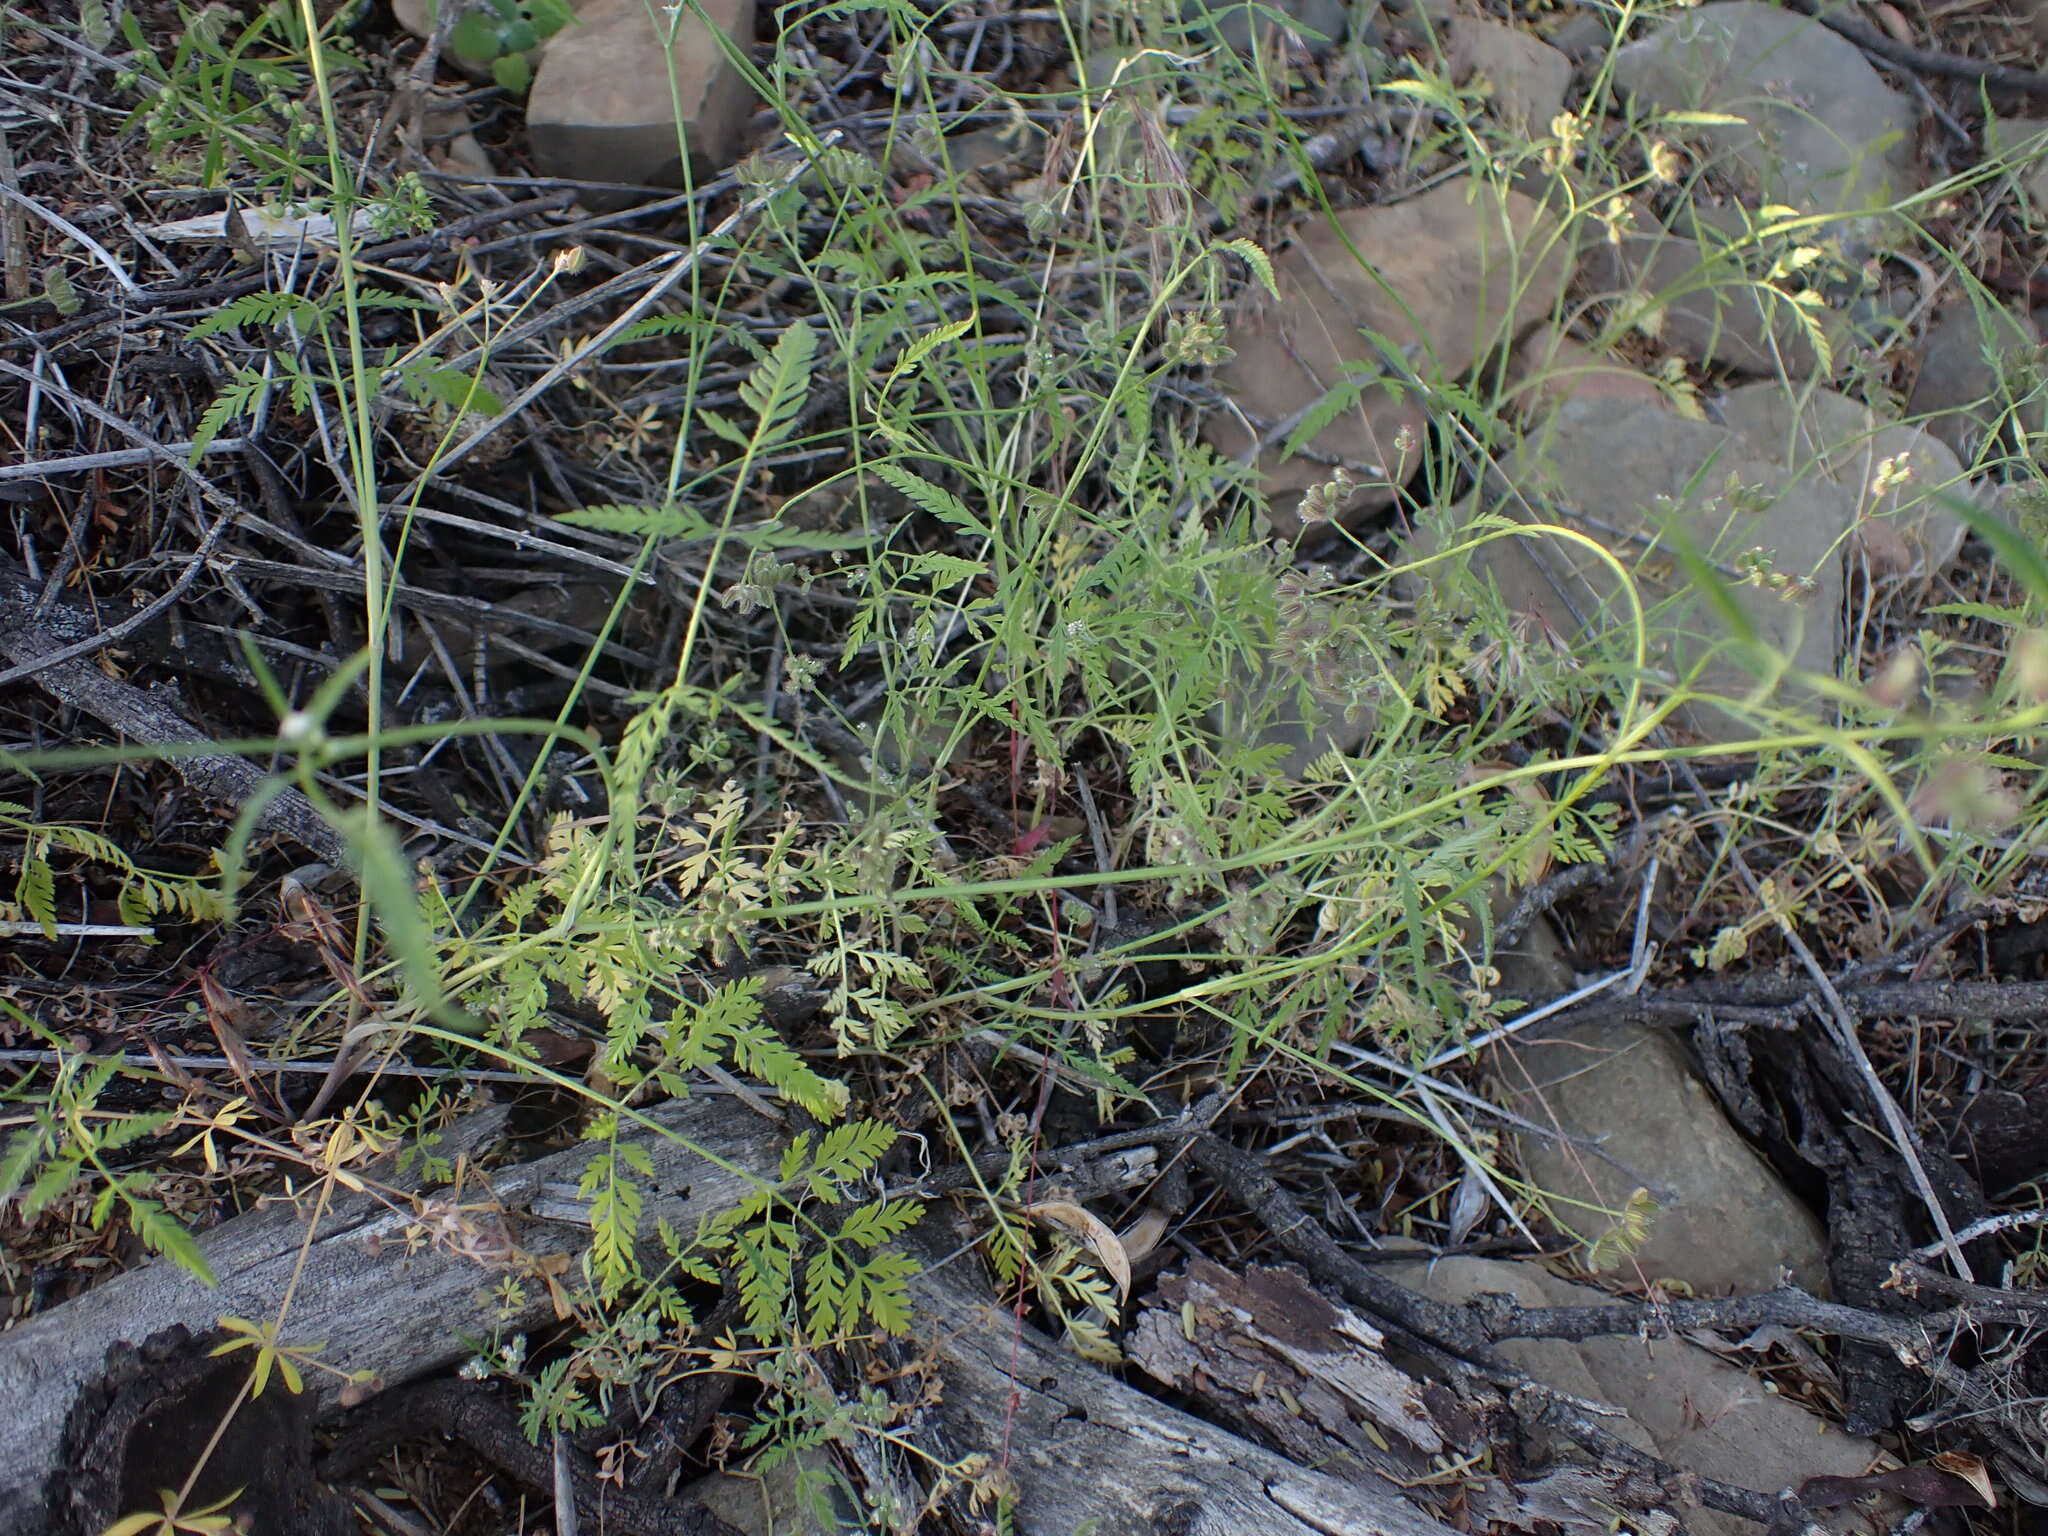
[0,558,345,862]
[910,1213,1451,1536]
[0,1094,783,1532]
[5,1086,1472,1536]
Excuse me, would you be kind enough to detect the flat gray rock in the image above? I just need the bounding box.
[1440,392,1853,743]
[1989,116,2048,208]
[1612,1,1917,228]
[1472,896,1831,1320]
[1587,200,1848,377]
[1450,16,1572,134]
[1544,8,1614,63]
[1510,324,1666,415]
[690,1450,859,1535]
[1494,1019,1831,1297]
[1187,0,1358,54]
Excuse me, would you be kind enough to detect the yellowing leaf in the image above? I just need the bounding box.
[1585,1187,1660,1272]
[1660,109,1749,126]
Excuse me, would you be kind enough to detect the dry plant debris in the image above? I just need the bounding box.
[1,0,2047,1532]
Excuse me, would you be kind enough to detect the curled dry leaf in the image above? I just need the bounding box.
[1446,1165,1491,1247]
[1931,1451,1996,1509]
[1024,1200,1133,1298]
[1118,1205,1172,1267]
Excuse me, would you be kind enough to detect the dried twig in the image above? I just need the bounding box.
[1777,0,2048,97]
[0,439,252,483]
[1550,976,2048,1029]
[0,1047,538,1085]
[414,133,843,486]
[0,181,140,294]
[1673,758,1973,1280]
[1832,903,2003,988]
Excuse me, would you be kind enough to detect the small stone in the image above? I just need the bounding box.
[1205,179,1569,537]
[1075,48,1144,93]
[526,0,757,196]
[423,106,496,181]
[391,0,492,79]
[391,0,432,40]
[1449,17,1572,134]
[1544,8,1614,63]
[688,1447,854,1535]
[939,130,1018,177]
[1612,1,1918,231]
[1378,0,1457,31]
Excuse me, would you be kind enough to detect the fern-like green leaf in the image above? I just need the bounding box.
[804,1245,848,1335]
[697,407,751,447]
[778,1130,813,1184]
[556,503,716,538]
[728,1019,850,1122]
[580,1140,650,1295]
[1213,236,1278,298]
[93,1109,176,1156]
[357,287,440,313]
[127,1192,215,1284]
[188,289,325,338]
[0,1130,43,1203]
[856,1250,920,1335]
[15,852,55,938]
[23,1153,84,1218]
[869,461,990,538]
[1278,377,1367,460]
[881,313,975,395]
[805,1120,895,1197]
[38,820,130,868]
[734,1227,794,1338]
[738,321,816,449]
[838,1198,923,1249]
[609,314,700,346]
[188,371,268,462]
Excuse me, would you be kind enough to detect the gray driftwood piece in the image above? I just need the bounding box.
[0,1096,783,1533]
[913,1218,1450,1536]
[0,560,344,862]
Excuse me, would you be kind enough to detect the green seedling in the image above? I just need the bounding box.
[442,0,577,92]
